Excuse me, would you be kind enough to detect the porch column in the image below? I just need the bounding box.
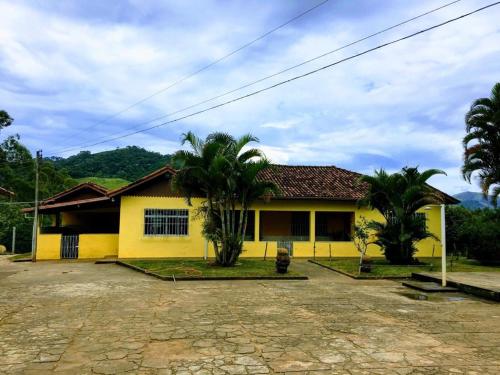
[310,210,316,243]
[255,210,260,242]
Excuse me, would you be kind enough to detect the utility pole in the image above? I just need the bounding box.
[11,227,16,254]
[31,150,42,262]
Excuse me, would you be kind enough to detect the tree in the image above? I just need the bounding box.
[445,205,472,258]
[0,135,76,251]
[172,132,278,266]
[352,217,372,273]
[445,206,500,264]
[463,82,500,206]
[48,146,172,181]
[0,110,13,132]
[358,167,446,264]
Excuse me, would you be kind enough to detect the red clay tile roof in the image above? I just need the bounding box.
[0,187,14,197]
[258,164,458,203]
[22,196,111,213]
[24,164,458,212]
[258,165,367,201]
[42,182,108,205]
[108,165,177,197]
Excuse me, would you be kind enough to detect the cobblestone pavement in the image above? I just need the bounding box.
[0,256,499,375]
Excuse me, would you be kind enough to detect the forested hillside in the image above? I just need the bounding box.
[48,146,172,181]
[1,121,77,251]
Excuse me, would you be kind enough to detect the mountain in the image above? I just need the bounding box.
[453,191,495,209]
[48,146,172,181]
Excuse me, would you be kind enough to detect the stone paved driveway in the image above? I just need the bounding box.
[0,256,499,375]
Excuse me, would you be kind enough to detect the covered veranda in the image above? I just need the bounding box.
[33,197,120,260]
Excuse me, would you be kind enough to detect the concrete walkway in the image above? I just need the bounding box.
[1,256,499,374]
[414,272,500,301]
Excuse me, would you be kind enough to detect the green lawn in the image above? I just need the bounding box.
[77,177,130,190]
[313,257,500,278]
[123,258,303,278]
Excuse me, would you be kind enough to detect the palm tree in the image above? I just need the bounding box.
[172,132,277,266]
[463,82,500,206]
[358,167,446,264]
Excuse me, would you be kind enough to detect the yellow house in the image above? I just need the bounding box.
[27,165,458,260]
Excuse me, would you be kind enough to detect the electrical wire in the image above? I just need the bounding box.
[0,201,35,205]
[50,1,500,155]
[69,0,331,136]
[50,0,464,154]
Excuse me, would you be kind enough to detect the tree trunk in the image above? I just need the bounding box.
[207,196,220,261]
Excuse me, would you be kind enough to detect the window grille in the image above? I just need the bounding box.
[144,209,189,236]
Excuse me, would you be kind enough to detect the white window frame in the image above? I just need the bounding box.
[144,209,189,237]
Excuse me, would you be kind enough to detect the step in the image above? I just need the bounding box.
[402,280,459,293]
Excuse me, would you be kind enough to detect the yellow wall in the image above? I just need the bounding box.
[79,234,118,259]
[36,233,118,260]
[36,233,61,260]
[118,197,442,259]
[118,196,207,258]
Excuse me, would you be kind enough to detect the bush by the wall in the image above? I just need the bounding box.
[446,206,500,264]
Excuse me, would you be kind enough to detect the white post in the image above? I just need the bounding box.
[31,149,42,262]
[441,204,446,287]
[11,226,16,254]
[204,239,208,260]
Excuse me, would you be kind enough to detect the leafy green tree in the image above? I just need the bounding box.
[0,135,75,201]
[358,167,445,264]
[463,82,500,206]
[172,132,278,266]
[446,206,500,264]
[0,205,32,252]
[0,133,75,251]
[445,205,472,257]
[0,110,13,132]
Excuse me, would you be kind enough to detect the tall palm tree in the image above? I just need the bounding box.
[463,82,500,206]
[172,131,277,266]
[171,131,228,261]
[359,167,446,264]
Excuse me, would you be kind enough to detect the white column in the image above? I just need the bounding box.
[441,204,446,287]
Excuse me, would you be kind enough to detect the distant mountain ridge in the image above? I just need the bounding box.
[48,146,172,181]
[453,191,495,209]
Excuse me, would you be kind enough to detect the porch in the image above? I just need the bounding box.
[37,205,120,260]
[240,209,357,258]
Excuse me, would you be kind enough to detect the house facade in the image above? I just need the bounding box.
[28,165,458,260]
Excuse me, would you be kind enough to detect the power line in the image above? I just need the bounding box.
[50,1,499,155]
[0,201,35,205]
[51,0,463,154]
[69,0,330,136]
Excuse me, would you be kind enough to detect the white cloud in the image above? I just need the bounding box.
[0,0,499,195]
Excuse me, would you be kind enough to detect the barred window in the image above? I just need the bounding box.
[144,209,189,236]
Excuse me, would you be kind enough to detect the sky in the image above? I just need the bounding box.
[1,0,499,195]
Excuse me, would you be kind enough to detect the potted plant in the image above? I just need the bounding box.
[360,255,372,273]
[276,248,290,273]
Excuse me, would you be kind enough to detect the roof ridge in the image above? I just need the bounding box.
[270,163,362,175]
[42,181,109,203]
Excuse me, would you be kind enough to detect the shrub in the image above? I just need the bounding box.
[466,209,500,264]
[446,206,500,264]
